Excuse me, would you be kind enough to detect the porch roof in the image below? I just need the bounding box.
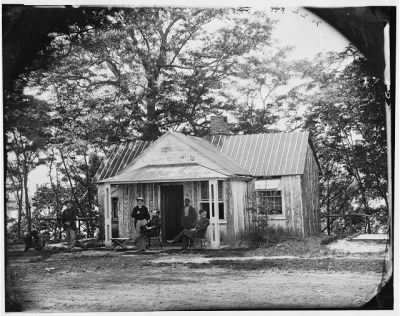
[98,163,233,184]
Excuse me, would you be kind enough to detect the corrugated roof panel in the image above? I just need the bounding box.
[95,140,151,181]
[276,133,289,175]
[295,132,309,174]
[101,144,125,180]
[94,144,118,181]
[283,132,297,174]
[96,131,313,182]
[237,134,248,167]
[108,143,131,179]
[210,131,311,176]
[177,133,250,176]
[263,133,276,176]
[254,134,267,175]
[290,132,303,174]
[248,134,261,173]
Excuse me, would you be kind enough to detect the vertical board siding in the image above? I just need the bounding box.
[225,180,234,240]
[301,145,321,236]
[281,175,303,236]
[227,180,249,239]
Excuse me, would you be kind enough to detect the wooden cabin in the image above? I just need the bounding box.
[95,126,320,248]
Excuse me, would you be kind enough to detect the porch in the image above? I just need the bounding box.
[100,164,251,249]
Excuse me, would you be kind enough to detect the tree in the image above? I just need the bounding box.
[301,46,387,233]
[26,8,275,141]
[226,47,294,134]
[5,91,51,233]
[6,162,24,239]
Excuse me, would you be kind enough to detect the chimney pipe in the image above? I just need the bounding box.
[209,115,230,136]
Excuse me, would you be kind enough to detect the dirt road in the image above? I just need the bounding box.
[7,248,384,311]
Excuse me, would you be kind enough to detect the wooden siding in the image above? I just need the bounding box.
[301,145,321,236]
[97,180,237,241]
[281,175,304,236]
[225,180,249,240]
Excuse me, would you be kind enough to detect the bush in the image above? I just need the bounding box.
[238,226,296,248]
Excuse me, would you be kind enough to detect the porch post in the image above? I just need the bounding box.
[208,179,220,248]
[104,183,112,248]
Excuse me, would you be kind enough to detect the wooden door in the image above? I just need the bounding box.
[161,185,184,241]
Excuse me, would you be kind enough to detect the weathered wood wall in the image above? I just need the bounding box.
[301,144,321,236]
[102,181,232,241]
[281,175,304,236]
[126,133,232,175]
[225,180,249,240]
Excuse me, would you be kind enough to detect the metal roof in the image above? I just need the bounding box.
[171,132,251,176]
[95,131,314,183]
[94,140,152,181]
[99,163,230,184]
[209,131,311,176]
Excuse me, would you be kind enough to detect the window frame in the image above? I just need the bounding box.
[255,178,285,219]
[199,180,226,221]
[111,197,119,220]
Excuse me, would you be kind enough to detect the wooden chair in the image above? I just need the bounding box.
[146,227,162,249]
[190,228,208,249]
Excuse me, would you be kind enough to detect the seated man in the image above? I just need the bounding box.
[167,209,209,250]
[136,209,161,252]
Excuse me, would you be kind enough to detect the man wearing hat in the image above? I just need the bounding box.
[181,198,197,230]
[61,200,77,249]
[131,196,150,241]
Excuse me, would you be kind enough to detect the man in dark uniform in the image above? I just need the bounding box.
[62,200,77,249]
[168,209,210,249]
[181,198,197,229]
[131,196,150,241]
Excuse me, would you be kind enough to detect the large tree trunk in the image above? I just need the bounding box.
[23,167,31,233]
[59,148,84,215]
[17,186,23,239]
[49,154,62,239]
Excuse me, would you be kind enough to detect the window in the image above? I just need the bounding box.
[200,181,225,220]
[255,179,283,216]
[111,197,119,220]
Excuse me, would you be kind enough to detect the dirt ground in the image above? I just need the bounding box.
[6,239,388,312]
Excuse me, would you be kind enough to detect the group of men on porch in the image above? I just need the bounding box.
[131,196,209,251]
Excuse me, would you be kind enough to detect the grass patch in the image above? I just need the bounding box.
[245,234,331,257]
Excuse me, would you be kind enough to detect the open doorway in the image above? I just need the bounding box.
[160,184,183,241]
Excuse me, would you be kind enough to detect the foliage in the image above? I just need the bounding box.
[25,7,276,141]
[301,46,388,234]
[5,91,52,233]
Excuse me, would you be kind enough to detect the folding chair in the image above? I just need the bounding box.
[147,227,162,249]
[190,228,208,249]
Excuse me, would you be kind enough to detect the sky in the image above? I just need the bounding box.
[21,6,350,198]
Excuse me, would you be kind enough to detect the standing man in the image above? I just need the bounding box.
[62,200,77,249]
[181,198,197,229]
[131,196,150,241]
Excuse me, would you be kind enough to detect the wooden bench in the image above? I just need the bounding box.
[111,238,130,250]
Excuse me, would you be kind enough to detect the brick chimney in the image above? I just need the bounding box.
[209,115,230,136]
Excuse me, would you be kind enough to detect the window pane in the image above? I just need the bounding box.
[200,181,209,200]
[256,190,282,215]
[219,203,224,220]
[111,197,118,219]
[218,181,223,201]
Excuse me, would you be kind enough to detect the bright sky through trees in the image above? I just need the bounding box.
[26,6,349,194]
